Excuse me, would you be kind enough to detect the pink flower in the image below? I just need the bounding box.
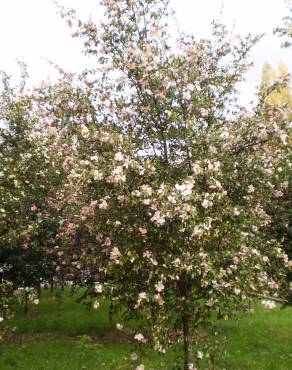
[94,283,103,293]
[261,299,276,310]
[134,333,146,343]
[30,205,37,212]
[139,227,147,235]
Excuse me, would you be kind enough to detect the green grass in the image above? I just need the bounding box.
[1,289,292,370]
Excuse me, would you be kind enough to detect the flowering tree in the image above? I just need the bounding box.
[260,62,292,301]
[0,0,290,368]
[50,1,292,368]
[0,71,65,305]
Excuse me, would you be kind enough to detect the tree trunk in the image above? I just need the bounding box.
[108,302,113,323]
[182,313,191,370]
[37,281,42,298]
[24,291,29,315]
[50,278,54,294]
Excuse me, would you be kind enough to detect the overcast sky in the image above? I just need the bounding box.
[0,0,291,106]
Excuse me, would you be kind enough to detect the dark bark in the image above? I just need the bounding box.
[36,281,42,298]
[50,278,54,294]
[182,313,191,370]
[108,302,113,323]
[24,290,29,315]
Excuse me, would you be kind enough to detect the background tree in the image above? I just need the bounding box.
[274,0,292,48]
[0,71,65,308]
[260,62,292,294]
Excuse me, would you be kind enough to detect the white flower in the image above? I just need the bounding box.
[175,181,194,197]
[192,226,204,237]
[155,281,165,292]
[134,333,146,343]
[247,185,255,193]
[80,124,89,138]
[192,163,202,175]
[114,152,124,161]
[202,198,212,209]
[99,199,108,209]
[233,207,240,216]
[109,166,126,183]
[93,170,103,181]
[93,300,100,309]
[136,365,145,370]
[110,247,121,264]
[197,350,204,359]
[151,210,166,226]
[131,352,138,361]
[138,292,147,300]
[279,132,287,145]
[116,323,123,330]
[187,83,195,91]
[32,299,39,305]
[183,91,191,100]
[206,299,214,307]
[167,195,176,204]
[94,283,103,293]
[141,185,153,195]
[261,299,276,310]
[0,317,3,322]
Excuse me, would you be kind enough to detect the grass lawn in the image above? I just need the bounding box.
[0,289,291,370]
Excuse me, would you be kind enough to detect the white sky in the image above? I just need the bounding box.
[0,0,291,106]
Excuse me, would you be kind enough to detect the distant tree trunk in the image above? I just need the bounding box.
[36,280,42,298]
[108,302,114,323]
[50,278,54,294]
[182,313,191,370]
[24,290,29,315]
